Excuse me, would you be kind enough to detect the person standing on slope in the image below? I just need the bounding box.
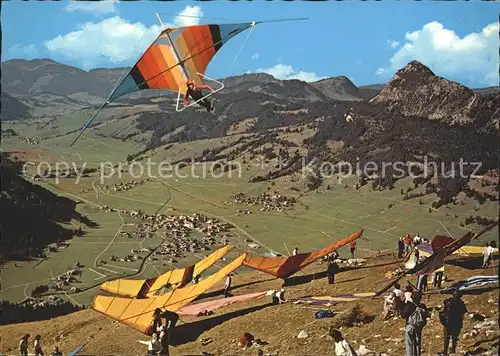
[438,291,468,356]
[183,79,215,112]
[481,242,494,269]
[404,234,413,256]
[349,240,357,259]
[401,291,428,356]
[327,261,339,285]
[19,334,30,356]
[398,237,405,258]
[224,275,232,298]
[34,335,44,356]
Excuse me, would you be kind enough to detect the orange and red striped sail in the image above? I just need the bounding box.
[242,229,364,279]
[109,23,255,101]
[70,22,255,146]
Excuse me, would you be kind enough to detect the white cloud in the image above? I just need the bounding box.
[44,6,204,68]
[375,68,386,76]
[173,6,203,27]
[377,21,499,85]
[45,17,161,68]
[252,53,260,60]
[255,64,325,82]
[64,0,118,15]
[387,39,400,49]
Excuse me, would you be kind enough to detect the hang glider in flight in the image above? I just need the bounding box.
[70,16,308,147]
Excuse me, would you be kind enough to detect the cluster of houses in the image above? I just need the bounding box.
[18,136,42,145]
[100,179,150,193]
[49,262,83,293]
[235,208,252,216]
[99,211,234,265]
[25,294,65,308]
[229,191,296,212]
[30,262,84,303]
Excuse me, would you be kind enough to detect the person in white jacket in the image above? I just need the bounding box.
[482,243,495,268]
[330,328,358,356]
[137,333,161,355]
[224,275,232,298]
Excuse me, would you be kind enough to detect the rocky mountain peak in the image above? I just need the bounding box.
[369,61,496,126]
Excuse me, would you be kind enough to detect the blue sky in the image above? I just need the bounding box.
[3,0,498,87]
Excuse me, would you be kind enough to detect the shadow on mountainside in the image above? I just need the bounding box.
[0,153,98,263]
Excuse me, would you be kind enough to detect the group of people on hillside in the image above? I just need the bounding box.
[376,281,469,356]
[19,334,62,356]
[398,233,428,258]
[399,233,497,271]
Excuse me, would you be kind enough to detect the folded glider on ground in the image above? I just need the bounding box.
[407,230,480,275]
[242,229,364,279]
[177,291,267,316]
[93,253,247,334]
[99,245,233,298]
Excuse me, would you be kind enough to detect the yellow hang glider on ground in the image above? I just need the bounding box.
[99,245,233,298]
[93,253,247,335]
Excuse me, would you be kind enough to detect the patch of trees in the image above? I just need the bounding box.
[305,172,323,191]
[0,300,82,325]
[431,177,469,209]
[403,192,426,200]
[302,101,497,193]
[31,285,49,297]
[472,190,498,203]
[131,87,317,152]
[464,216,497,226]
[1,128,18,136]
[249,151,303,183]
[412,175,432,188]
[126,147,149,162]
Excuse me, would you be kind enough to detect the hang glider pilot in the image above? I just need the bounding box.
[183,79,215,112]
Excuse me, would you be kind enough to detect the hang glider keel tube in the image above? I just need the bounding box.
[69,99,110,147]
[176,73,225,112]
